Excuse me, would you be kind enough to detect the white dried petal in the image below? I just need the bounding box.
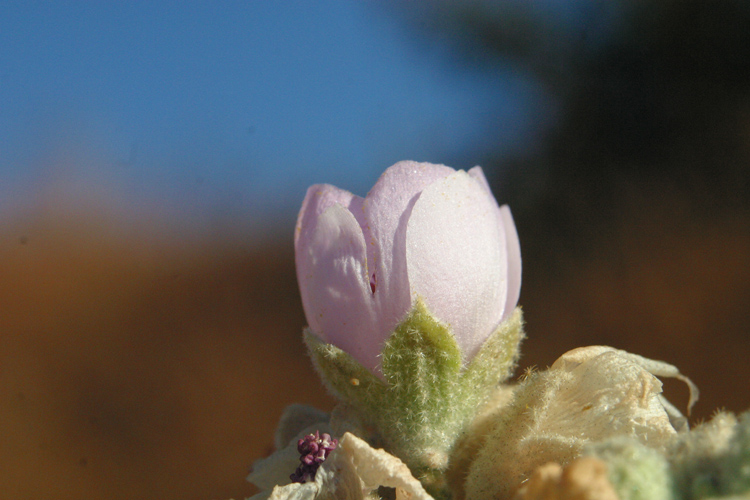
[465,346,692,500]
[249,432,433,500]
[551,346,698,414]
[543,347,681,445]
[333,432,433,500]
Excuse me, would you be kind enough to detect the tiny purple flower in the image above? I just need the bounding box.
[290,431,339,484]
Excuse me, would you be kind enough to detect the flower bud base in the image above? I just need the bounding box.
[304,299,524,496]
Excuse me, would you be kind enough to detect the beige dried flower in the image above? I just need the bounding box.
[464,346,696,500]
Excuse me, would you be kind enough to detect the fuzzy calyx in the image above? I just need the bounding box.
[304,299,524,495]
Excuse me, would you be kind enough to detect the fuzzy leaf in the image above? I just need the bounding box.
[304,329,387,420]
[379,298,464,475]
[461,307,524,398]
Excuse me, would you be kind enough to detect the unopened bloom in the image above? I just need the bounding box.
[295,161,521,375]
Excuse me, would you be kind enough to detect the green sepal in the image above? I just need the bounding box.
[303,330,387,426]
[461,307,525,398]
[378,298,463,470]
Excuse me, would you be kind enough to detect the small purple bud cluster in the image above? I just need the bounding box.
[290,431,339,484]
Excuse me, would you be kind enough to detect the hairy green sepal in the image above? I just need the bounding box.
[304,298,524,492]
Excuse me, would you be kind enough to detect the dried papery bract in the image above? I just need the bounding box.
[465,346,695,500]
[249,432,432,500]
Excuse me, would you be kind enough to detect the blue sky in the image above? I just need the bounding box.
[1,1,548,235]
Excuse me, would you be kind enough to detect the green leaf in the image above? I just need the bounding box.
[379,298,463,468]
[461,307,524,401]
[304,330,386,420]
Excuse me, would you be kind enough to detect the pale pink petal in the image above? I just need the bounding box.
[499,205,522,319]
[363,161,455,337]
[295,203,381,373]
[295,184,357,246]
[468,167,523,322]
[467,166,492,194]
[405,170,507,364]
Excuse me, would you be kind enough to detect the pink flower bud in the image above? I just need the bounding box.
[295,161,521,375]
